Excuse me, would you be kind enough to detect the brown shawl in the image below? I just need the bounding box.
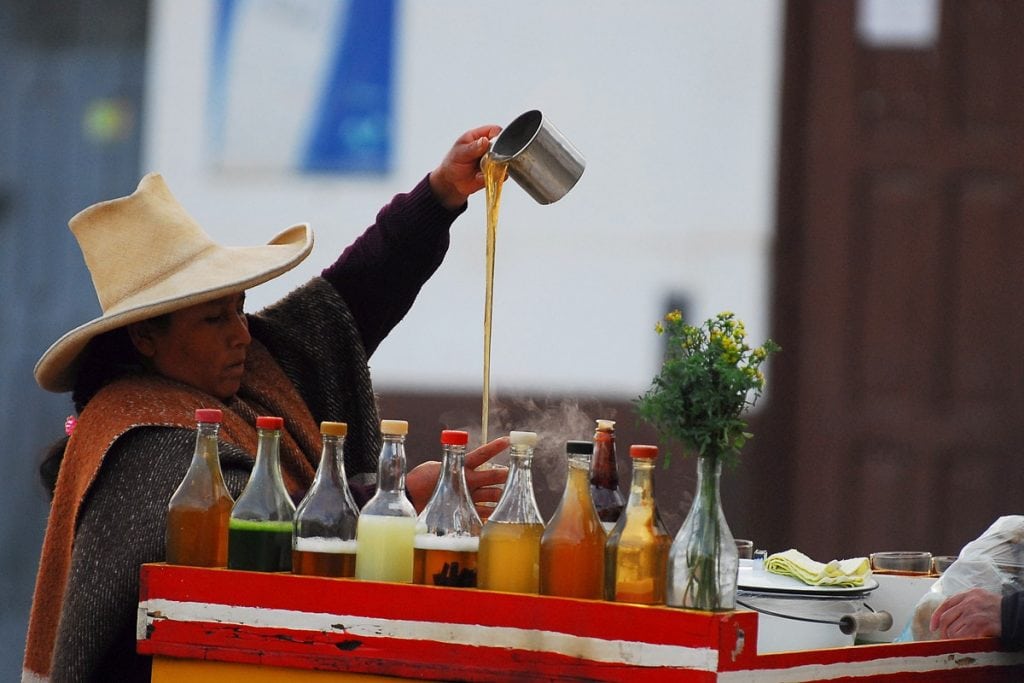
[23,340,320,680]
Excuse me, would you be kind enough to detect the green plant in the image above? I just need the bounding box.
[636,311,780,468]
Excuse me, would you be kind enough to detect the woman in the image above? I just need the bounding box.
[24,125,508,682]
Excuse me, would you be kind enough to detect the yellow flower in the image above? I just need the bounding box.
[666,310,682,323]
[655,322,665,335]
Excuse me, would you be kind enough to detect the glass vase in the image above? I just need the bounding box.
[666,454,738,610]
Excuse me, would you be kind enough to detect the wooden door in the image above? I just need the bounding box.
[761,0,1024,558]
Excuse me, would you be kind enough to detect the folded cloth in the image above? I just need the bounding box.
[765,549,871,587]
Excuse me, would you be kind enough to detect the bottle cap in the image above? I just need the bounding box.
[595,419,616,432]
[629,444,659,460]
[441,429,469,446]
[565,440,593,455]
[509,430,538,447]
[195,408,222,423]
[380,419,409,436]
[256,416,284,430]
[321,421,348,437]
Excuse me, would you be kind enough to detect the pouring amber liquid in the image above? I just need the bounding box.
[481,153,508,444]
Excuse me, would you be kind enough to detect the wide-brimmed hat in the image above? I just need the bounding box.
[35,173,313,393]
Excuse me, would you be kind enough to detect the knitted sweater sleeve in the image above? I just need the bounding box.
[320,174,466,356]
[49,428,252,682]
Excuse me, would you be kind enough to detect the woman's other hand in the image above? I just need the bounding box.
[405,436,509,517]
[429,124,502,210]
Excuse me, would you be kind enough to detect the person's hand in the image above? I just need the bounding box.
[930,587,1003,640]
[429,124,502,210]
[405,436,510,517]
[464,437,510,520]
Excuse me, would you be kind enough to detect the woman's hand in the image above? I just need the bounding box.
[930,587,1003,639]
[429,124,502,210]
[405,436,510,517]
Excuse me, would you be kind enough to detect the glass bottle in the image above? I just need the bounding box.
[413,430,482,587]
[539,440,606,599]
[292,421,359,577]
[478,430,545,594]
[355,419,418,583]
[228,416,296,572]
[166,408,234,567]
[666,454,739,610]
[590,419,625,532]
[604,444,671,604]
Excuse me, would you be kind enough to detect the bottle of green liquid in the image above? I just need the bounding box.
[228,416,295,571]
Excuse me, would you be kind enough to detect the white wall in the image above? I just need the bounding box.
[145,0,783,397]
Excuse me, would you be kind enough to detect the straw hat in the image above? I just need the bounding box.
[35,173,313,393]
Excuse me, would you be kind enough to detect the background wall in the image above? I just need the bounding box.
[144,0,783,396]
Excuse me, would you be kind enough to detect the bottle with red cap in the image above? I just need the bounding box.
[165,408,234,567]
[292,421,360,577]
[604,444,671,604]
[413,430,482,587]
[228,415,296,572]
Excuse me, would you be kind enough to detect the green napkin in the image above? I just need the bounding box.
[765,549,871,587]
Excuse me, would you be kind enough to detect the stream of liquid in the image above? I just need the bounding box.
[481,154,509,444]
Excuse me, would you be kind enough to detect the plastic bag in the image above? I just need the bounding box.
[903,515,1024,641]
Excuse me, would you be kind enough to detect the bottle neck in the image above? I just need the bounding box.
[377,434,407,493]
[439,443,469,495]
[694,454,722,508]
[314,434,346,487]
[590,431,619,489]
[564,453,592,501]
[253,428,284,484]
[194,422,221,468]
[627,457,656,506]
[490,446,542,523]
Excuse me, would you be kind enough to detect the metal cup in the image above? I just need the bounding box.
[488,110,585,204]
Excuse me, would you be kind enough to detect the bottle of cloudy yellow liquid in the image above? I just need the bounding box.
[604,444,671,604]
[413,430,482,587]
[478,430,545,593]
[292,421,359,577]
[355,419,417,582]
[539,440,606,599]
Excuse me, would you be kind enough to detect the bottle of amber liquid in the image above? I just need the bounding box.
[540,440,606,599]
[604,444,671,604]
[413,430,482,587]
[478,430,545,594]
[355,419,418,583]
[166,408,234,567]
[292,421,359,577]
[228,416,295,572]
[590,419,624,532]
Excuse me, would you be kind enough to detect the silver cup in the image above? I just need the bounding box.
[489,110,585,204]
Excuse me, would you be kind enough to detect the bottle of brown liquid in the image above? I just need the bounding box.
[590,419,624,531]
[540,440,606,599]
[165,408,234,567]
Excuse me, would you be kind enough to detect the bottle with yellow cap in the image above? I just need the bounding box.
[413,430,482,587]
[478,430,545,593]
[355,419,417,582]
[604,444,671,604]
[292,421,360,577]
[228,415,296,572]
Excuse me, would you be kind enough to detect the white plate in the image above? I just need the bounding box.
[738,564,878,595]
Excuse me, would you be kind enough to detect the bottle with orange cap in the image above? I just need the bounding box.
[413,430,482,587]
[355,419,418,582]
[292,421,360,577]
[165,408,234,567]
[604,444,671,604]
[228,415,296,572]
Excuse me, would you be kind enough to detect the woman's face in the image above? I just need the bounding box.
[129,293,251,400]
